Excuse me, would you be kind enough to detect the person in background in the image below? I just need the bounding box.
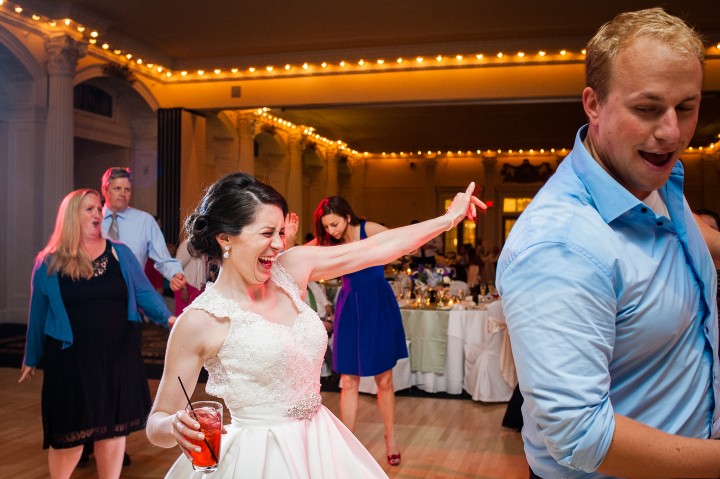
[98,167,186,466]
[478,239,498,284]
[696,209,720,323]
[497,9,720,478]
[464,243,484,294]
[173,238,211,316]
[145,173,483,477]
[100,167,186,292]
[409,219,443,268]
[305,280,335,375]
[19,189,174,479]
[696,209,719,232]
[144,216,173,293]
[310,197,411,466]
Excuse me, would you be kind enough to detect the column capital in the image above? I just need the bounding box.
[288,129,303,145]
[237,111,256,136]
[45,35,87,76]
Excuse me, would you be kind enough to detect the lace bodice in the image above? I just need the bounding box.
[187,262,328,414]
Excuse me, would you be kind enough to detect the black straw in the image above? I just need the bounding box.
[178,376,219,464]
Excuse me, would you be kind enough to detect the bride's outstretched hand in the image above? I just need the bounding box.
[445,182,486,229]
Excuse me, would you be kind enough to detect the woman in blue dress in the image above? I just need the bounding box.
[310,197,408,466]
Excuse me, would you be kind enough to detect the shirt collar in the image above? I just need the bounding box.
[569,125,684,224]
[102,205,127,220]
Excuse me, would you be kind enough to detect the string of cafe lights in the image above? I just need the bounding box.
[5,0,720,84]
[256,109,720,159]
[3,1,719,156]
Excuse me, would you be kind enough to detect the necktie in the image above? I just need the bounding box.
[108,213,119,240]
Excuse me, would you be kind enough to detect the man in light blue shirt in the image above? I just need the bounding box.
[497,8,720,479]
[101,167,186,292]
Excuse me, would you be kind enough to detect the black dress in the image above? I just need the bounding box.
[41,242,151,449]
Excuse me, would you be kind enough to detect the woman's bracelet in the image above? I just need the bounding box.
[444,208,457,231]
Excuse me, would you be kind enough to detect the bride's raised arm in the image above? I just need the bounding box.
[280,182,484,285]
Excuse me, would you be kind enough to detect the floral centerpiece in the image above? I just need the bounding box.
[408,265,454,307]
[412,265,454,289]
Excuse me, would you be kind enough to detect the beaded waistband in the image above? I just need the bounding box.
[230,394,322,428]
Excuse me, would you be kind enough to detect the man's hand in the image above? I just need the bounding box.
[170,273,187,291]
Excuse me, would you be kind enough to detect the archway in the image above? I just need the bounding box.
[73,75,158,213]
[0,29,45,323]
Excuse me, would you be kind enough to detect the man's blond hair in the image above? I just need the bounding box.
[585,7,704,102]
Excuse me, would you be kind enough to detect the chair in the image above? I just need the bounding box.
[463,301,516,402]
[463,342,515,402]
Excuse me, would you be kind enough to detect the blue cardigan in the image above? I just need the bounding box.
[23,241,172,367]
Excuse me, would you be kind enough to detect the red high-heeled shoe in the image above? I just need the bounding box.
[387,453,401,466]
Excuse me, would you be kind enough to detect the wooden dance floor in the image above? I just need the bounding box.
[2,367,529,478]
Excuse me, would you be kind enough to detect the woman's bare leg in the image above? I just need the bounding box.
[48,445,82,479]
[94,436,125,479]
[375,369,400,458]
[340,374,360,432]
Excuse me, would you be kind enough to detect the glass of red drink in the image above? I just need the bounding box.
[186,400,223,473]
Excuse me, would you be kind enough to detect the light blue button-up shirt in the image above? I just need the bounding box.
[102,206,183,281]
[497,126,719,479]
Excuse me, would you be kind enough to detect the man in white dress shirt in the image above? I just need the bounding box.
[101,167,186,291]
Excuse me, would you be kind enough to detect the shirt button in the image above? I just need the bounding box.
[640,207,648,213]
[656,221,663,226]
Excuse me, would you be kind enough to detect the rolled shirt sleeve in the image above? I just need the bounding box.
[501,242,617,472]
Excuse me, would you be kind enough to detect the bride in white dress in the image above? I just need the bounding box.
[146,173,483,478]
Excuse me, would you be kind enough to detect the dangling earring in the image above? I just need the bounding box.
[223,244,231,259]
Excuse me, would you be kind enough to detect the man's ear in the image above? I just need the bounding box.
[582,86,601,126]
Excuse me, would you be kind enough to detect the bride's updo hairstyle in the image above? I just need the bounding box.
[185,172,288,261]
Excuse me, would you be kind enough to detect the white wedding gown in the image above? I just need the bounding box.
[164,262,388,478]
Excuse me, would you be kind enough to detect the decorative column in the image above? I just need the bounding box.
[43,35,86,235]
[237,112,255,174]
[286,130,303,215]
[325,145,339,196]
[423,158,438,213]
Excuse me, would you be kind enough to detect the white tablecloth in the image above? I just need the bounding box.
[357,301,517,401]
